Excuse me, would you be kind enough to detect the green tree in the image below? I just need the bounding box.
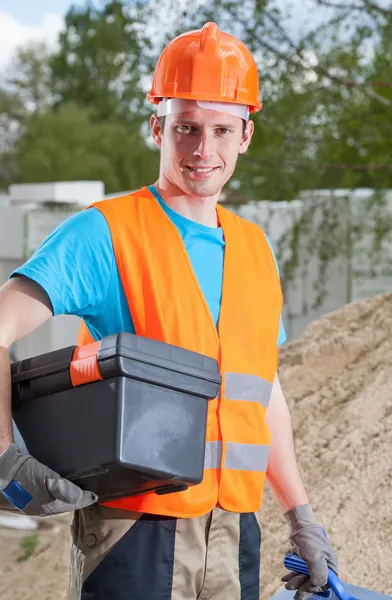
[0,2,159,193]
[19,103,159,193]
[0,88,26,188]
[154,0,392,200]
[3,0,392,206]
[0,42,50,188]
[50,0,150,123]
[7,42,52,114]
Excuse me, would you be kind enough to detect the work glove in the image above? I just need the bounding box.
[0,443,98,517]
[281,504,338,600]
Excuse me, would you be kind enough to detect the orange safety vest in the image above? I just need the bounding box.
[77,186,282,518]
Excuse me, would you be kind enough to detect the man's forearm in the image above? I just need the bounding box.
[265,374,309,512]
[0,346,14,454]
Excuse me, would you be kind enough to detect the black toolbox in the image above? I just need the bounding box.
[9,333,221,502]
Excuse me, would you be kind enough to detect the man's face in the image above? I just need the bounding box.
[151,107,254,198]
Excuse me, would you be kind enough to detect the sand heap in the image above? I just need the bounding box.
[260,292,392,598]
[0,293,391,599]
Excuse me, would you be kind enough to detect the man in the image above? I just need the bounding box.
[0,22,337,600]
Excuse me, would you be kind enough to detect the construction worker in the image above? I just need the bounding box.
[0,22,338,600]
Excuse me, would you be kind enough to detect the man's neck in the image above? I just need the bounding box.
[153,179,221,228]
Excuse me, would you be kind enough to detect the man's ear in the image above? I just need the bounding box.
[239,120,254,154]
[150,114,163,148]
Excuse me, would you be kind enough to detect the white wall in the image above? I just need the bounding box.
[233,189,392,341]
[349,194,392,302]
[11,315,82,360]
[0,200,83,361]
[0,257,81,361]
[0,193,9,208]
[234,198,349,341]
[0,208,26,259]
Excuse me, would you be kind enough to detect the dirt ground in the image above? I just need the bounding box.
[0,293,391,599]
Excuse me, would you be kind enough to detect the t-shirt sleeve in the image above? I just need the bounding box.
[10,207,114,319]
[265,235,287,347]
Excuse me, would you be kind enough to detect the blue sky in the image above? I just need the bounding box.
[0,0,85,26]
[0,1,77,71]
[0,0,328,73]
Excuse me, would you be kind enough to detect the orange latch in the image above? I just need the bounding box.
[70,341,103,387]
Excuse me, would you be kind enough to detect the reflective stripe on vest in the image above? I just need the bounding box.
[225,372,273,407]
[204,441,222,470]
[77,187,283,517]
[204,440,269,472]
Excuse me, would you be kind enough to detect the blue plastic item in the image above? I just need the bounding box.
[2,480,32,511]
[272,554,391,600]
[284,553,357,600]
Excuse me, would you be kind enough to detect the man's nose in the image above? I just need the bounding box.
[193,133,215,160]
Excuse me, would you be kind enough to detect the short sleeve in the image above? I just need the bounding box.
[10,207,114,319]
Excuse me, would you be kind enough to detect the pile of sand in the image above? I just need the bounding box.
[260,292,392,598]
[0,293,391,599]
[0,515,71,600]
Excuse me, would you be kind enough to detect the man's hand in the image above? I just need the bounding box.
[281,504,338,600]
[0,443,97,516]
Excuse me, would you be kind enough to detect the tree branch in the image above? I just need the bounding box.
[315,0,392,14]
[264,10,298,53]
[313,66,392,105]
[223,8,392,107]
[367,80,392,88]
[314,0,363,11]
[362,0,392,16]
[243,156,392,171]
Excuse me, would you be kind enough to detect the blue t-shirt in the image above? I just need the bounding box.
[11,185,286,346]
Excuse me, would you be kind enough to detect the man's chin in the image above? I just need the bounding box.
[183,179,223,198]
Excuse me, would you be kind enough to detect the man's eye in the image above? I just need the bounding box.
[176,125,193,134]
[216,128,231,135]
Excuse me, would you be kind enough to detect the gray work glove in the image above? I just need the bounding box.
[281,504,338,600]
[0,443,97,517]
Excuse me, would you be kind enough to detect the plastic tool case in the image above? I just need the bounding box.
[11,333,221,501]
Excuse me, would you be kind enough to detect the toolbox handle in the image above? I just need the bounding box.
[11,345,77,402]
[284,554,354,600]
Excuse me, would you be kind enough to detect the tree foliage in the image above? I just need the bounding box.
[19,102,159,192]
[8,42,52,114]
[0,0,391,201]
[0,1,159,193]
[49,0,150,123]
[154,0,392,200]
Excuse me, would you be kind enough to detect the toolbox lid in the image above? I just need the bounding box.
[12,332,221,402]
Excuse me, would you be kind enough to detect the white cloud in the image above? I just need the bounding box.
[0,11,64,73]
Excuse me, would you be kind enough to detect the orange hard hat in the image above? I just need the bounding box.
[147,22,262,113]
